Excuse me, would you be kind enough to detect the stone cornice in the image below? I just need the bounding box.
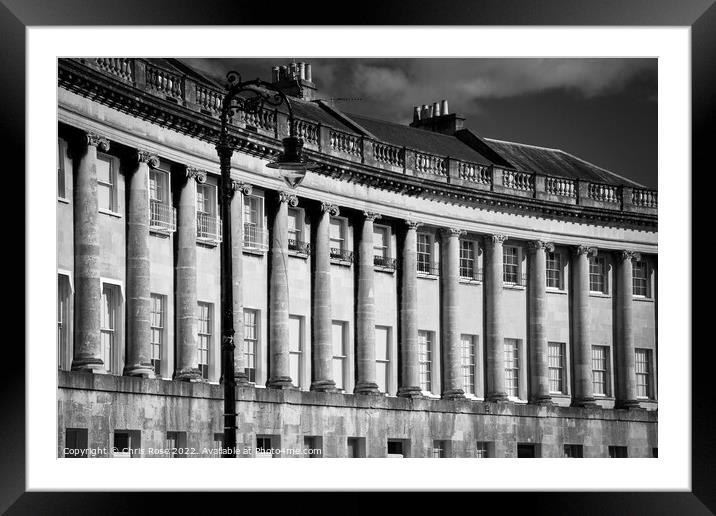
[58,59,657,231]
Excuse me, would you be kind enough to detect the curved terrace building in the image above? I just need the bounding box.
[57,58,657,458]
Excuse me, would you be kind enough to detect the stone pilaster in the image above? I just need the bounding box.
[354,211,381,395]
[267,190,298,389]
[398,220,422,398]
[616,250,642,408]
[71,132,109,373]
[124,150,159,378]
[440,227,466,399]
[528,240,555,404]
[484,234,508,401]
[174,167,205,381]
[311,202,339,392]
[571,245,598,406]
[232,181,253,385]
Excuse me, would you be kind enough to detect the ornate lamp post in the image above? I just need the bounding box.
[215,71,319,458]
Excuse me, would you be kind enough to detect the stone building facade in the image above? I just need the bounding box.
[57,58,658,458]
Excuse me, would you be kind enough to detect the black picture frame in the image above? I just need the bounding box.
[7,0,711,513]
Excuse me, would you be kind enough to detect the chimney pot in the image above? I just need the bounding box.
[305,63,312,82]
[279,65,287,80]
[421,104,430,119]
[272,66,280,83]
[441,99,449,115]
[298,62,306,80]
[413,106,421,122]
[433,101,441,117]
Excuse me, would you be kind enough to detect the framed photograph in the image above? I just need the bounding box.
[11,0,711,512]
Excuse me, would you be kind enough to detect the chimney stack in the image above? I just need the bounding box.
[413,106,421,122]
[433,101,441,117]
[270,60,318,100]
[271,66,280,83]
[441,99,449,115]
[421,104,430,119]
[298,62,306,80]
[305,63,312,82]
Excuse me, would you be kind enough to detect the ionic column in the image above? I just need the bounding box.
[616,250,642,408]
[124,150,159,378]
[441,227,466,399]
[267,190,297,389]
[484,234,508,401]
[528,240,554,404]
[354,211,381,395]
[71,132,109,373]
[232,181,253,385]
[571,245,598,406]
[174,167,204,381]
[311,202,339,392]
[398,220,422,398]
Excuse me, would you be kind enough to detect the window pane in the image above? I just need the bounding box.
[243,309,258,383]
[546,252,561,289]
[503,247,519,283]
[592,346,609,396]
[375,327,389,361]
[98,183,112,211]
[504,339,519,397]
[96,157,112,183]
[418,330,432,392]
[289,317,302,352]
[375,361,387,393]
[548,342,565,393]
[197,302,211,379]
[461,335,476,395]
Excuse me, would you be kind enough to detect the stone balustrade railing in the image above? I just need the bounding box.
[75,57,657,214]
[458,161,491,184]
[416,152,447,177]
[329,129,362,157]
[545,176,577,198]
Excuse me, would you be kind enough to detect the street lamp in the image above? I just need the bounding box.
[215,71,319,458]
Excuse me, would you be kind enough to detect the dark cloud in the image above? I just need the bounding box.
[183,58,657,188]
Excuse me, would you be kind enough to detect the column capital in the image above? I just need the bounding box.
[405,219,422,230]
[363,211,381,221]
[231,181,253,196]
[85,132,110,152]
[485,233,508,247]
[186,167,207,184]
[528,240,555,252]
[441,227,466,238]
[278,190,299,207]
[573,245,598,257]
[617,249,641,262]
[320,202,340,216]
[136,150,160,168]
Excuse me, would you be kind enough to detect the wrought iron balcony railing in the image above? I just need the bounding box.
[196,212,222,244]
[288,239,311,255]
[150,200,176,233]
[374,255,398,270]
[330,248,354,262]
[243,223,268,251]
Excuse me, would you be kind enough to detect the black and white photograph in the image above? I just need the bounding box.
[56,56,658,460]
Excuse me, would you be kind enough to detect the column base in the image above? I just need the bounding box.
[354,382,381,395]
[571,397,598,408]
[266,376,296,390]
[397,386,423,399]
[310,380,337,393]
[486,392,510,403]
[531,396,555,406]
[442,389,466,400]
[123,363,156,378]
[173,368,204,382]
[71,357,107,374]
[616,399,644,410]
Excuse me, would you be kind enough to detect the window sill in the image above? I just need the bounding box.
[459,278,482,285]
[150,228,173,238]
[546,288,567,295]
[589,292,611,298]
[196,238,220,248]
[288,251,309,260]
[243,247,267,256]
[330,258,353,267]
[503,284,525,291]
[507,396,528,404]
[99,208,122,218]
[58,197,70,204]
[374,266,396,274]
[417,273,439,280]
[633,296,654,303]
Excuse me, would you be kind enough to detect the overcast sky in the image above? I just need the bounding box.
[184,58,657,188]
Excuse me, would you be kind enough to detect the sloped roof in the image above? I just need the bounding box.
[484,138,644,188]
[344,113,494,165]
